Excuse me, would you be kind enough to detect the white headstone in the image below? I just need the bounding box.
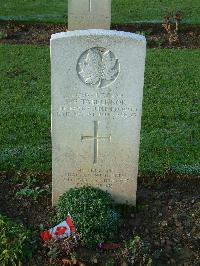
[68,0,111,30]
[51,30,146,205]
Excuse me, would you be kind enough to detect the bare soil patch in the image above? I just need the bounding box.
[0,22,199,48]
[0,172,199,265]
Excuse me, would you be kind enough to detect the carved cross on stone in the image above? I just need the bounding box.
[81,121,111,164]
[89,0,92,12]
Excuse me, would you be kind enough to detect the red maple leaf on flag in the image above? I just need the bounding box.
[55,227,67,236]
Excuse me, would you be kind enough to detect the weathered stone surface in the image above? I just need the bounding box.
[51,30,146,205]
[68,0,111,30]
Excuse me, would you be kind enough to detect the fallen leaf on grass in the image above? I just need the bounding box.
[99,243,121,250]
[62,258,85,266]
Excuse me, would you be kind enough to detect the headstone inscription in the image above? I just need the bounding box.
[68,0,111,30]
[51,30,146,205]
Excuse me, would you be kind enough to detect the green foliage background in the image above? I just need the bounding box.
[0,0,199,24]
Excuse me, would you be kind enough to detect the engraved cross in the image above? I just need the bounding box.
[89,0,92,12]
[81,121,111,164]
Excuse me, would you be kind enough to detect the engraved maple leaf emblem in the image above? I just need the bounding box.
[77,48,119,88]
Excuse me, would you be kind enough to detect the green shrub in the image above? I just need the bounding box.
[123,236,152,265]
[15,175,51,201]
[16,186,50,201]
[57,186,120,247]
[0,215,33,265]
[0,31,7,39]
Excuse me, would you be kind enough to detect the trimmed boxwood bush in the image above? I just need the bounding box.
[0,215,32,265]
[57,186,120,247]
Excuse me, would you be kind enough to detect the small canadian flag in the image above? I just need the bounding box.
[40,214,76,241]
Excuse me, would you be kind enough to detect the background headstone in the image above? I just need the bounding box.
[51,30,146,205]
[68,0,111,30]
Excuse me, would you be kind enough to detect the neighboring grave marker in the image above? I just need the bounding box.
[68,0,111,30]
[51,30,146,205]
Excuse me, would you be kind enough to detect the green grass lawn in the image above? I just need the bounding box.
[0,0,199,24]
[0,45,199,175]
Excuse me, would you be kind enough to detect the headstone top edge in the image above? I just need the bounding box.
[50,29,146,43]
